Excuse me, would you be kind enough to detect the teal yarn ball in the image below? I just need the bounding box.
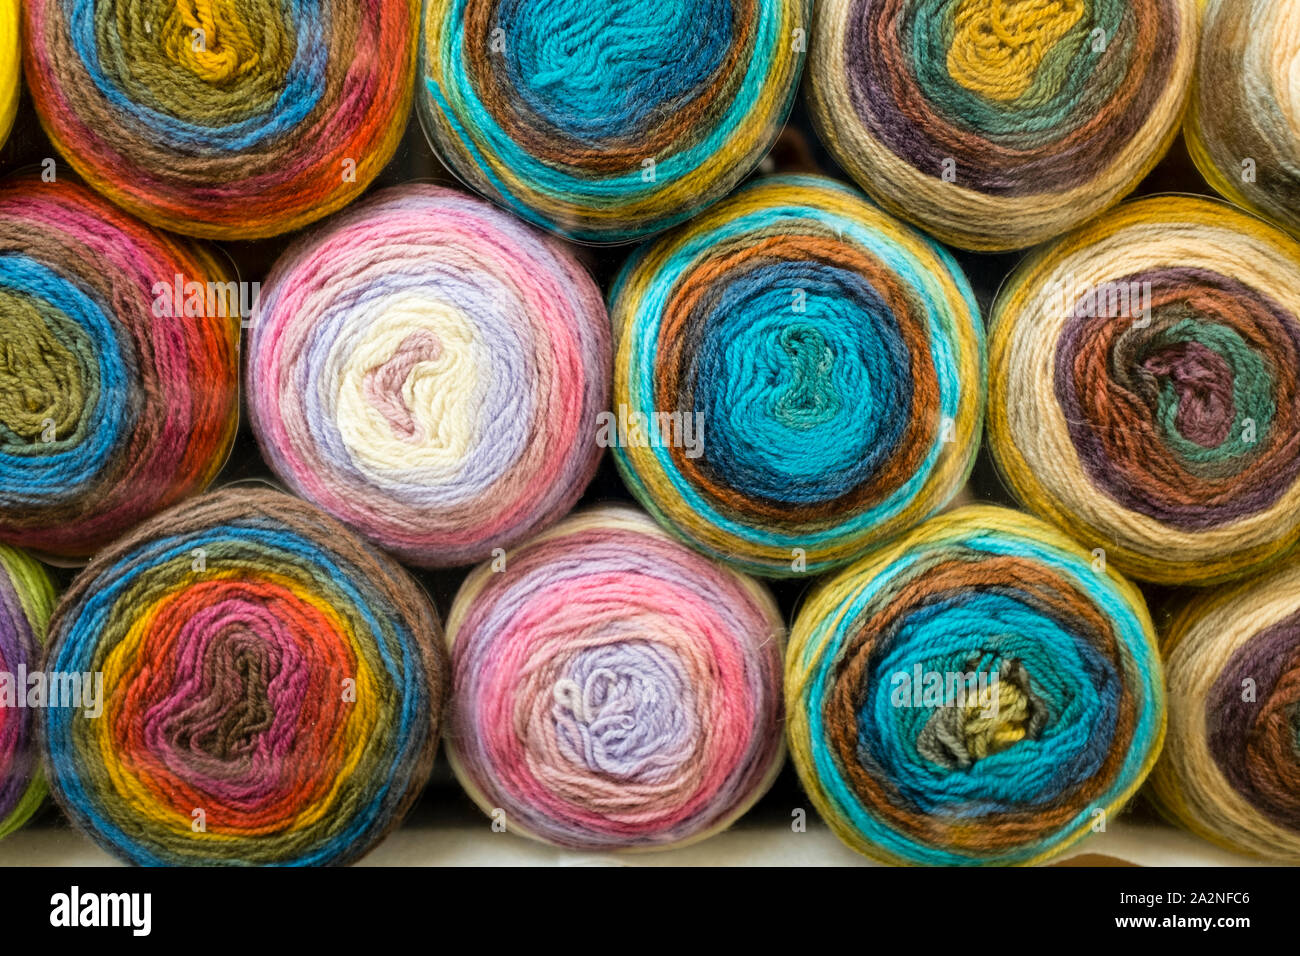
[418,0,810,241]
[608,174,985,576]
[786,506,1166,866]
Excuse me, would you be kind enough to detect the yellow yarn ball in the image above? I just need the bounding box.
[1186,0,1300,238]
[1148,557,1300,862]
[989,195,1300,585]
[0,0,18,149]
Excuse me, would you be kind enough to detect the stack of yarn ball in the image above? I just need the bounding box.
[5,0,1300,871]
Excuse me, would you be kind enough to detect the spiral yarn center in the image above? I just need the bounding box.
[947,0,1087,102]
[915,657,1049,770]
[552,640,695,780]
[160,0,266,82]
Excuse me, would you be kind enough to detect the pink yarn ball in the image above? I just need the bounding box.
[444,505,787,850]
[246,184,611,566]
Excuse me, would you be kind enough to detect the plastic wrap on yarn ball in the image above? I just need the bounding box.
[989,196,1300,586]
[0,0,18,149]
[42,487,447,866]
[418,0,809,242]
[609,174,984,577]
[1187,0,1300,238]
[247,184,610,568]
[445,505,786,850]
[0,178,239,560]
[0,545,55,840]
[1149,558,1300,862]
[785,505,1164,866]
[805,0,1198,252]
[22,0,419,239]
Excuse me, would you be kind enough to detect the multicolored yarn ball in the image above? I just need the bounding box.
[42,487,447,867]
[1186,0,1300,237]
[785,505,1165,866]
[989,196,1300,586]
[0,545,55,840]
[248,184,610,568]
[444,505,785,850]
[1149,558,1300,862]
[0,178,239,560]
[22,0,418,239]
[418,0,809,242]
[609,174,984,577]
[0,0,18,149]
[805,0,1198,251]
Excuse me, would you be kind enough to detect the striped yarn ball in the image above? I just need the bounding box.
[247,184,610,568]
[42,487,447,866]
[0,545,55,840]
[989,196,1300,586]
[806,0,1197,251]
[0,0,18,149]
[0,178,238,560]
[445,506,785,850]
[1187,0,1300,237]
[609,174,984,577]
[1149,558,1300,862]
[786,506,1165,866]
[23,0,418,239]
[418,0,809,242]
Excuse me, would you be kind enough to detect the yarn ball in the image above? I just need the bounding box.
[418,0,809,242]
[1149,558,1300,862]
[444,505,785,850]
[0,545,55,840]
[1187,0,1300,237]
[805,0,1198,251]
[247,184,610,568]
[0,178,239,560]
[42,487,447,866]
[988,195,1300,586]
[785,505,1165,866]
[0,0,18,149]
[609,174,984,577]
[23,0,418,239]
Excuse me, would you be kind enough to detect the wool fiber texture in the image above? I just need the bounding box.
[1187,0,1300,238]
[0,0,19,149]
